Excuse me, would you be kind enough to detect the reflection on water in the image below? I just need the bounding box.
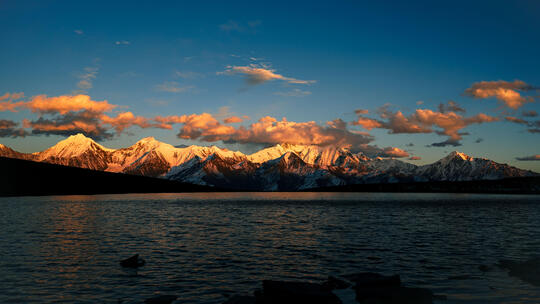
[0,193,539,303]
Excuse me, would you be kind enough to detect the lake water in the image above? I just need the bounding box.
[0,192,539,303]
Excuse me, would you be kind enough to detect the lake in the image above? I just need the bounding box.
[0,192,539,303]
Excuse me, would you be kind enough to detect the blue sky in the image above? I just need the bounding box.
[1,0,540,170]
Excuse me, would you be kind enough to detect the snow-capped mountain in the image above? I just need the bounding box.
[0,133,537,190]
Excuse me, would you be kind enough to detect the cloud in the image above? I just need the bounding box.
[354,109,369,115]
[405,142,414,147]
[174,113,374,151]
[74,29,83,35]
[115,40,130,45]
[438,101,465,113]
[155,81,193,93]
[1,94,116,115]
[0,92,25,111]
[353,106,498,146]
[416,101,424,105]
[75,67,98,93]
[516,154,540,161]
[429,139,462,147]
[408,156,421,160]
[505,116,528,124]
[100,112,168,133]
[274,88,312,97]
[223,116,244,123]
[464,80,536,109]
[0,119,28,137]
[220,20,243,32]
[378,147,410,158]
[475,138,484,143]
[221,64,315,85]
[219,20,261,33]
[23,112,113,140]
[26,95,116,114]
[523,110,538,117]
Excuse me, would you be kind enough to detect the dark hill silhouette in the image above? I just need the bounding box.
[0,157,219,196]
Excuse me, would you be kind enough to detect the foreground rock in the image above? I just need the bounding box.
[345,272,433,304]
[499,257,540,287]
[120,254,145,268]
[255,280,342,304]
[223,273,436,304]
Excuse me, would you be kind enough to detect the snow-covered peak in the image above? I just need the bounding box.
[443,151,473,162]
[37,133,112,159]
[248,143,365,167]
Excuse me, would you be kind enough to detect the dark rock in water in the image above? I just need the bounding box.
[478,264,491,272]
[355,286,433,304]
[222,295,256,304]
[144,295,177,304]
[345,272,432,304]
[343,272,401,288]
[322,276,351,290]
[120,254,145,268]
[499,257,540,287]
[256,280,342,304]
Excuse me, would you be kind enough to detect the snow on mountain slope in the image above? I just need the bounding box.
[248,143,369,168]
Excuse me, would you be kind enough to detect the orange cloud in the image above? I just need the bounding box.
[0,92,25,112]
[175,113,373,150]
[222,64,315,85]
[464,80,535,109]
[409,156,422,160]
[25,95,116,114]
[353,107,499,146]
[505,116,528,124]
[379,147,409,158]
[223,116,244,123]
[100,112,166,133]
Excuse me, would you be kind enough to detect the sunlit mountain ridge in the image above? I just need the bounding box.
[0,134,537,190]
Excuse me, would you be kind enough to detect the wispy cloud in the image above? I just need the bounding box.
[75,66,99,94]
[115,40,130,45]
[274,88,312,97]
[220,20,261,33]
[516,154,540,161]
[74,29,83,35]
[155,81,194,93]
[220,64,315,85]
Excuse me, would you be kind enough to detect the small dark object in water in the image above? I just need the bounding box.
[144,294,177,304]
[256,280,342,304]
[120,254,145,268]
[478,265,491,272]
[222,295,256,304]
[322,275,351,290]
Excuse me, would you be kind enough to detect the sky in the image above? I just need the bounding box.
[1,0,540,171]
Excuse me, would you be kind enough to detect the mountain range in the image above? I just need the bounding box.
[1,133,537,191]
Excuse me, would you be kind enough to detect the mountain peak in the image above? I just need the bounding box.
[446,151,473,161]
[136,136,161,145]
[65,133,94,143]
